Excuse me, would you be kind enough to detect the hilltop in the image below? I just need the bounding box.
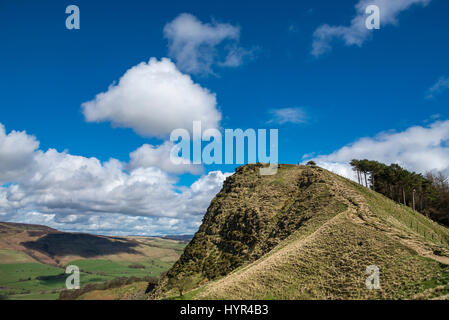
[150,164,449,300]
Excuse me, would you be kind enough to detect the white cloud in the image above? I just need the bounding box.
[306,120,449,181]
[288,23,300,33]
[426,76,449,99]
[267,108,307,125]
[3,211,203,236]
[0,124,232,235]
[311,0,430,57]
[164,13,252,75]
[219,45,254,68]
[82,58,221,138]
[129,141,203,175]
[0,124,40,184]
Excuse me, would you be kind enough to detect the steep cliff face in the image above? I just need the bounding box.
[150,164,449,300]
[151,164,348,297]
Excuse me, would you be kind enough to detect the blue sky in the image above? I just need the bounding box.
[0,0,449,235]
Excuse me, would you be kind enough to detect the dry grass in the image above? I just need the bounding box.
[154,165,449,300]
[196,213,439,299]
[0,249,36,264]
[78,281,149,300]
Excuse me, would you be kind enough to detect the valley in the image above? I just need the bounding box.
[0,222,187,300]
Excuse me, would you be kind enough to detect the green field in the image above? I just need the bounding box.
[70,258,173,278]
[0,261,114,299]
[0,262,66,298]
[6,292,60,300]
[0,257,175,300]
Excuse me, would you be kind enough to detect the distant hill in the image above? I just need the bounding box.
[0,222,184,266]
[150,164,449,300]
[161,235,193,242]
[0,222,186,300]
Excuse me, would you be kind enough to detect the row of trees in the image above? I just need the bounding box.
[350,159,449,226]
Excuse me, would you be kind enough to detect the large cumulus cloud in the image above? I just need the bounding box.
[82,58,221,137]
[0,124,232,235]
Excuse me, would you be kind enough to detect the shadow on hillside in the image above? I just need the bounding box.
[21,233,139,258]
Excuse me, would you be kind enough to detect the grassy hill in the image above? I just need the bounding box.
[150,164,449,300]
[0,222,186,300]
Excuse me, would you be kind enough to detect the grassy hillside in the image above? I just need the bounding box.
[151,164,449,300]
[76,281,149,300]
[0,222,186,300]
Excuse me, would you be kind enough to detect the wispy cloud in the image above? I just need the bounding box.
[164,13,254,75]
[267,107,307,125]
[426,76,449,99]
[311,0,431,57]
[288,23,299,33]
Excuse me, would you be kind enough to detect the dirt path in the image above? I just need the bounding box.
[331,176,449,265]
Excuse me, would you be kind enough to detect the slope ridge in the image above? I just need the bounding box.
[150,164,449,300]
